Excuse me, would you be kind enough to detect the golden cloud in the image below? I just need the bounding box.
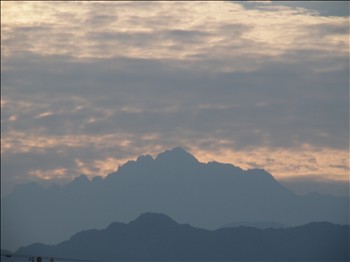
[2,1,348,72]
[191,145,349,182]
[1,130,349,182]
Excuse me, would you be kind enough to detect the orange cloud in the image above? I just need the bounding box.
[190,145,349,182]
[2,128,348,183]
[2,1,348,70]
[29,168,67,180]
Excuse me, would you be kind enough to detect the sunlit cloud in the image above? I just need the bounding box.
[29,168,67,180]
[8,115,17,121]
[1,129,349,183]
[35,111,54,119]
[191,145,349,182]
[0,98,7,107]
[2,1,348,72]
[1,132,133,155]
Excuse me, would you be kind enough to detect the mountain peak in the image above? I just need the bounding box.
[131,212,178,227]
[170,146,189,153]
[155,147,198,164]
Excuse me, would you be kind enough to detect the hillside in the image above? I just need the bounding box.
[17,212,350,261]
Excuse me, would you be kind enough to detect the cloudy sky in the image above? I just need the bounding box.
[1,1,349,197]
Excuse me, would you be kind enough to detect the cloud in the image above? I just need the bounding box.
[241,1,349,17]
[2,2,348,61]
[1,1,349,196]
[3,53,348,147]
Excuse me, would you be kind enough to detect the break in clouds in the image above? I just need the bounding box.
[1,1,349,196]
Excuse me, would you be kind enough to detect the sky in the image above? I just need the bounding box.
[1,1,349,197]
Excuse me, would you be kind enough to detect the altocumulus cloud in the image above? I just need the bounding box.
[1,1,349,196]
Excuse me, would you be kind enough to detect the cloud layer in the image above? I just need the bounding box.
[1,1,349,196]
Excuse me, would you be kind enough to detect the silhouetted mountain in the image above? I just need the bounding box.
[156,146,199,164]
[2,147,349,251]
[130,212,178,228]
[16,212,350,261]
[222,221,287,229]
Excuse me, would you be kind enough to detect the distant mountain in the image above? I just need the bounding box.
[17,212,350,261]
[2,147,349,251]
[222,221,287,229]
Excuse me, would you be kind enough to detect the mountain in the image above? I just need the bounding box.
[222,221,287,229]
[2,147,349,251]
[16,212,350,261]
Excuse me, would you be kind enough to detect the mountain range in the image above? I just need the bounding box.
[222,221,286,229]
[2,147,349,251]
[16,212,350,261]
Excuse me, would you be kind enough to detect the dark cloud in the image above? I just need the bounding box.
[2,49,348,150]
[241,1,349,17]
